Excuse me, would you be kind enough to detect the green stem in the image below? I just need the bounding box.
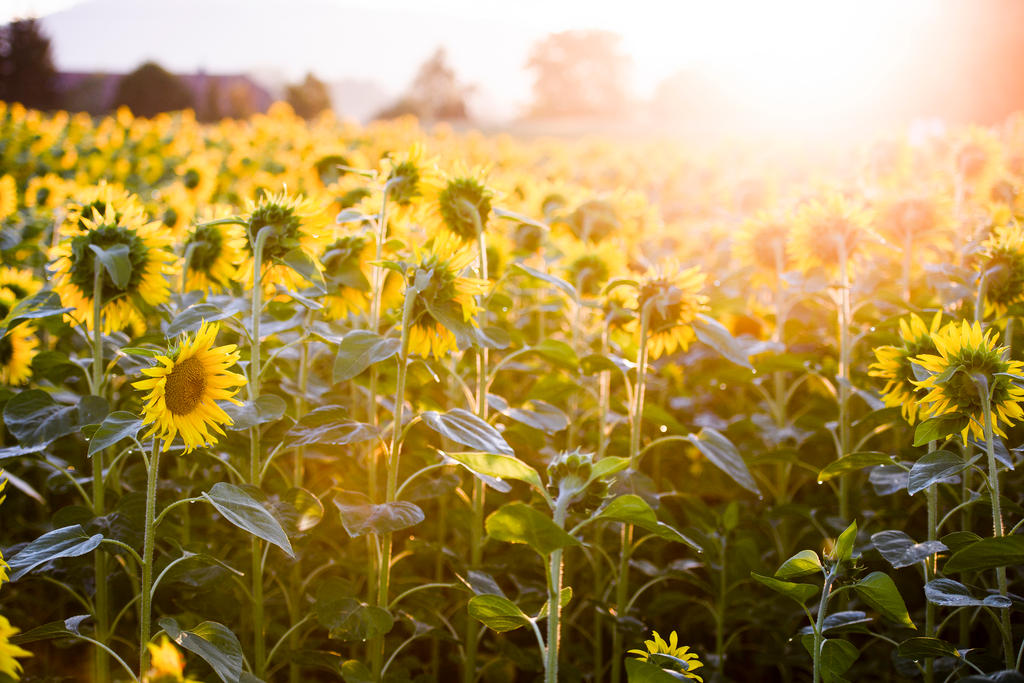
[715,533,727,674]
[464,210,490,683]
[812,567,837,683]
[91,259,110,683]
[139,440,160,674]
[372,288,416,680]
[837,243,851,522]
[249,226,270,677]
[925,440,938,683]
[545,494,571,683]
[978,389,1014,669]
[289,313,312,683]
[611,302,651,683]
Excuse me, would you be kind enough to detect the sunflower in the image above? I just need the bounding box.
[0,615,31,680]
[0,175,16,222]
[875,193,950,247]
[23,174,68,211]
[979,222,1024,318]
[133,322,247,454]
[143,636,200,683]
[50,204,175,333]
[561,198,620,244]
[628,261,709,359]
[0,269,42,386]
[380,143,430,209]
[628,630,704,681]
[559,237,627,298]
[321,232,373,320]
[182,210,247,294]
[913,320,1024,442]
[406,232,489,359]
[242,189,326,292]
[869,312,943,424]
[734,210,792,286]
[60,182,145,236]
[955,125,1003,197]
[0,474,7,584]
[423,164,494,242]
[789,192,873,276]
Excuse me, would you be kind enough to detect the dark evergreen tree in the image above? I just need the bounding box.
[0,18,58,109]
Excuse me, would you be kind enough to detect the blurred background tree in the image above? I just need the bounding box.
[0,18,58,109]
[112,61,194,116]
[526,29,630,119]
[285,72,332,119]
[376,46,471,121]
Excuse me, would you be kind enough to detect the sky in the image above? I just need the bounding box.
[2,0,941,127]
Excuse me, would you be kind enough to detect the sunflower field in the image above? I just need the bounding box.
[0,100,1023,683]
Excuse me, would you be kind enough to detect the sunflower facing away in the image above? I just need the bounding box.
[628,630,704,681]
[913,320,1024,442]
[979,222,1024,319]
[133,322,247,453]
[734,210,792,286]
[869,312,943,425]
[424,164,494,242]
[629,261,710,359]
[321,232,373,320]
[243,190,326,292]
[50,203,174,333]
[182,211,247,294]
[406,232,489,359]
[789,192,873,275]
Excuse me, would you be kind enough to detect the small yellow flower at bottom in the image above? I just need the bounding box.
[143,636,200,683]
[627,630,704,681]
[0,615,32,680]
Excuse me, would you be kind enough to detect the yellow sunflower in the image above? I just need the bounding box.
[0,269,43,386]
[379,143,438,225]
[734,210,792,286]
[869,312,943,425]
[50,204,175,333]
[133,322,247,454]
[955,125,1003,197]
[0,615,31,680]
[0,175,16,222]
[628,630,704,681]
[627,261,709,359]
[979,222,1024,319]
[24,173,69,211]
[60,182,145,236]
[406,232,489,359]
[913,320,1024,442]
[0,474,7,585]
[143,636,200,683]
[182,209,247,294]
[242,190,327,292]
[321,231,373,320]
[423,163,494,242]
[789,192,873,276]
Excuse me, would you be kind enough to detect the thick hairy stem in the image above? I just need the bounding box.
[925,440,938,683]
[545,496,570,683]
[91,261,110,683]
[249,228,268,677]
[837,244,852,521]
[812,569,836,683]
[979,394,1014,669]
[139,442,160,674]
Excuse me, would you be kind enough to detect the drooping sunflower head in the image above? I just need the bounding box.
[628,261,709,359]
[564,198,620,244]
[913,319,1024,442]
[734,210,792,283]
[979,222,1024,319]
[424,164,494,243]
[561,238,627,298]
[50,203,174,333]
[182,215,247,295]
[869,312,943,425]
[381,143,430,207]
[321,232,373,320]
[133,322,247,454]
[628,630,704,681]
[789,192,874,275]
[405,232,489,359]
[0,614,32,680]
[0,174,17,222]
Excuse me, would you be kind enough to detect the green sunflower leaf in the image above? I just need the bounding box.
[467,594,532,632]
[88,243,132,289]
[6,524,104,582]
[333,330,400,382]
[693,313,753,369]
[159,617,243,683]
[422,408,513,455]
[853,571,915,628]
[750,572,818,604]
[818,452,895,482]
[486,502,580,556]
[202,482,295,558]
[0,290,72,336]
[279,247,326,293]
[684,427,761,496]
[908,450,973,495]
[913,415,969,447]
[943,535,1024,573]
[87,411,142,457]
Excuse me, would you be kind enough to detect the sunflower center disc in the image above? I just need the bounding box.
[164,356,207,415]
